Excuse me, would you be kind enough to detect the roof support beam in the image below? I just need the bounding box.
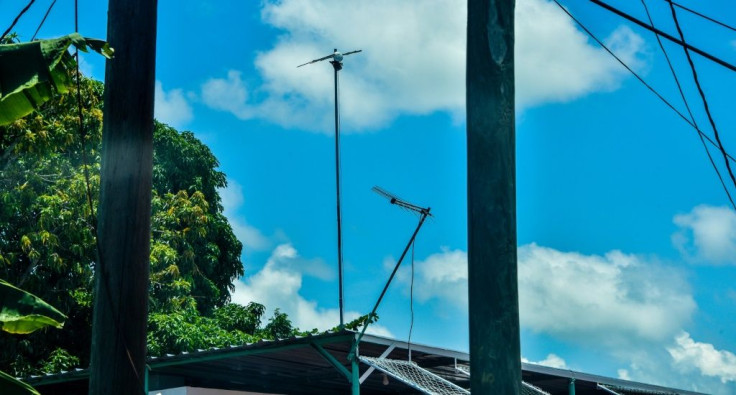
[310,343,352,382]
[359,343,396,384]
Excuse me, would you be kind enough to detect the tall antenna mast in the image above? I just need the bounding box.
[298,48,362,327]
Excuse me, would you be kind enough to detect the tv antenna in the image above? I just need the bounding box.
[297,48,362,327]
[348,186,432,361]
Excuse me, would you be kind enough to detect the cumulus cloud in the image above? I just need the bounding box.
[219,180,270,251]
[200,71,253,119]
[154,80,194,128]
[668,332,736,384]
[620,333,736,394]
[523,354,568,369]
[673,205,736,265]
[518,244,694,346]
[232,243,392,337]
[395,244,694,347]
[201,0,646,132]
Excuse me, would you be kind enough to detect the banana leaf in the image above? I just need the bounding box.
[0,278,66,334]
[0,33,113,126]
[0,370,40,395]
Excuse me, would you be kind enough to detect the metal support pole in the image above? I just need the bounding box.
[352,356,360,395]
[466,0,520,393]
[348,212,429,361]
[331,60,345,327]
[569,378,576,395]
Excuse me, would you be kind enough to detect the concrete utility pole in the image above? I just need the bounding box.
[88,0,158,394]
[466,0,520,393]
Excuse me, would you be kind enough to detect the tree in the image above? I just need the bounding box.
[0,76,245,376]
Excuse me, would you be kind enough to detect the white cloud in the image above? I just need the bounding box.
[201,0,646,132]
[393,247,468,308]
[518,244,694,346]
[396,243,694,347]
[201,71,253,119]
[668,332,736,384]
[673,205,736,265]
[154,80,193,128]
[219,180,270,251]
[523,353,568,369]
[232,243,392,337]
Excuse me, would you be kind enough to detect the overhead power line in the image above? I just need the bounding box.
[641,0,735,209]
[1,0,36,41]
[668,0,736,34]
[32,0,57,41]
[552,0,736,166]
[588,0,736,73]
[666,1,736,192]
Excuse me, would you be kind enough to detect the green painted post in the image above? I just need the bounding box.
[352,357,360,395]
[569,378,576,395]
[466,0,520,393]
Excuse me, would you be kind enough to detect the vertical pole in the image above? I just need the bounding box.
[89,0,157,394]
[569,378,576,395]
[331,59,345,327]
[351,355,360,395]
[466,0,520,394]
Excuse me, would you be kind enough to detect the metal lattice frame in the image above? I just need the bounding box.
[360,356,470,395]
[455,364,550,395]
[599,383,680,395]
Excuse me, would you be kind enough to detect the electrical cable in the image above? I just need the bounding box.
[31,0,56,41]
[1,0,36,41]
[668,0,736,34]
[666,0,736,192]
[408,238,415,362]
[70,0,145,391]
[587,0,736,74]
[641,0,736,209]
[552,0,736,166]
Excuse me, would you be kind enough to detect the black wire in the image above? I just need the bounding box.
[408,239,415,362]
[70,0,144,391]
[668,0,736,34]
[667,1,736,192]
[588,0,736,73]
[1,0,36,41]
[552,0,736,166]
[31,0,56,40]
[641,0,736,209]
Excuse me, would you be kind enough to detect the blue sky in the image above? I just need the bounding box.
[5,0,736,392]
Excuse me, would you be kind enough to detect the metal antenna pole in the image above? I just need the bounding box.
[331,58,345,327]
[297,48,361,329]
[348,187,432,361]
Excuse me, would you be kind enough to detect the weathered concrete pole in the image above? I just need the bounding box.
[466,0,521,393]
[89,0,158,394]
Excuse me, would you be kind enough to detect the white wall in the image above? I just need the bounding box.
[151,386,279,395]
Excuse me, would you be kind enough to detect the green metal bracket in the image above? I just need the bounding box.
[310,342,352,382]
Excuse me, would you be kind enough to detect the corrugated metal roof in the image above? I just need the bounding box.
[23,330,705,395]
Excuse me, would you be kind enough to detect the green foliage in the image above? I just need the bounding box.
[0,370,40,395]
[147,307,257,356]
[338,313,379,332]
[0,279,66,334]
[0,278,67,394]
[0,33,112,126]
[262,308,294,340]
[39,349,79,374]
[0,76,246,376]
[213,302,265,334]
